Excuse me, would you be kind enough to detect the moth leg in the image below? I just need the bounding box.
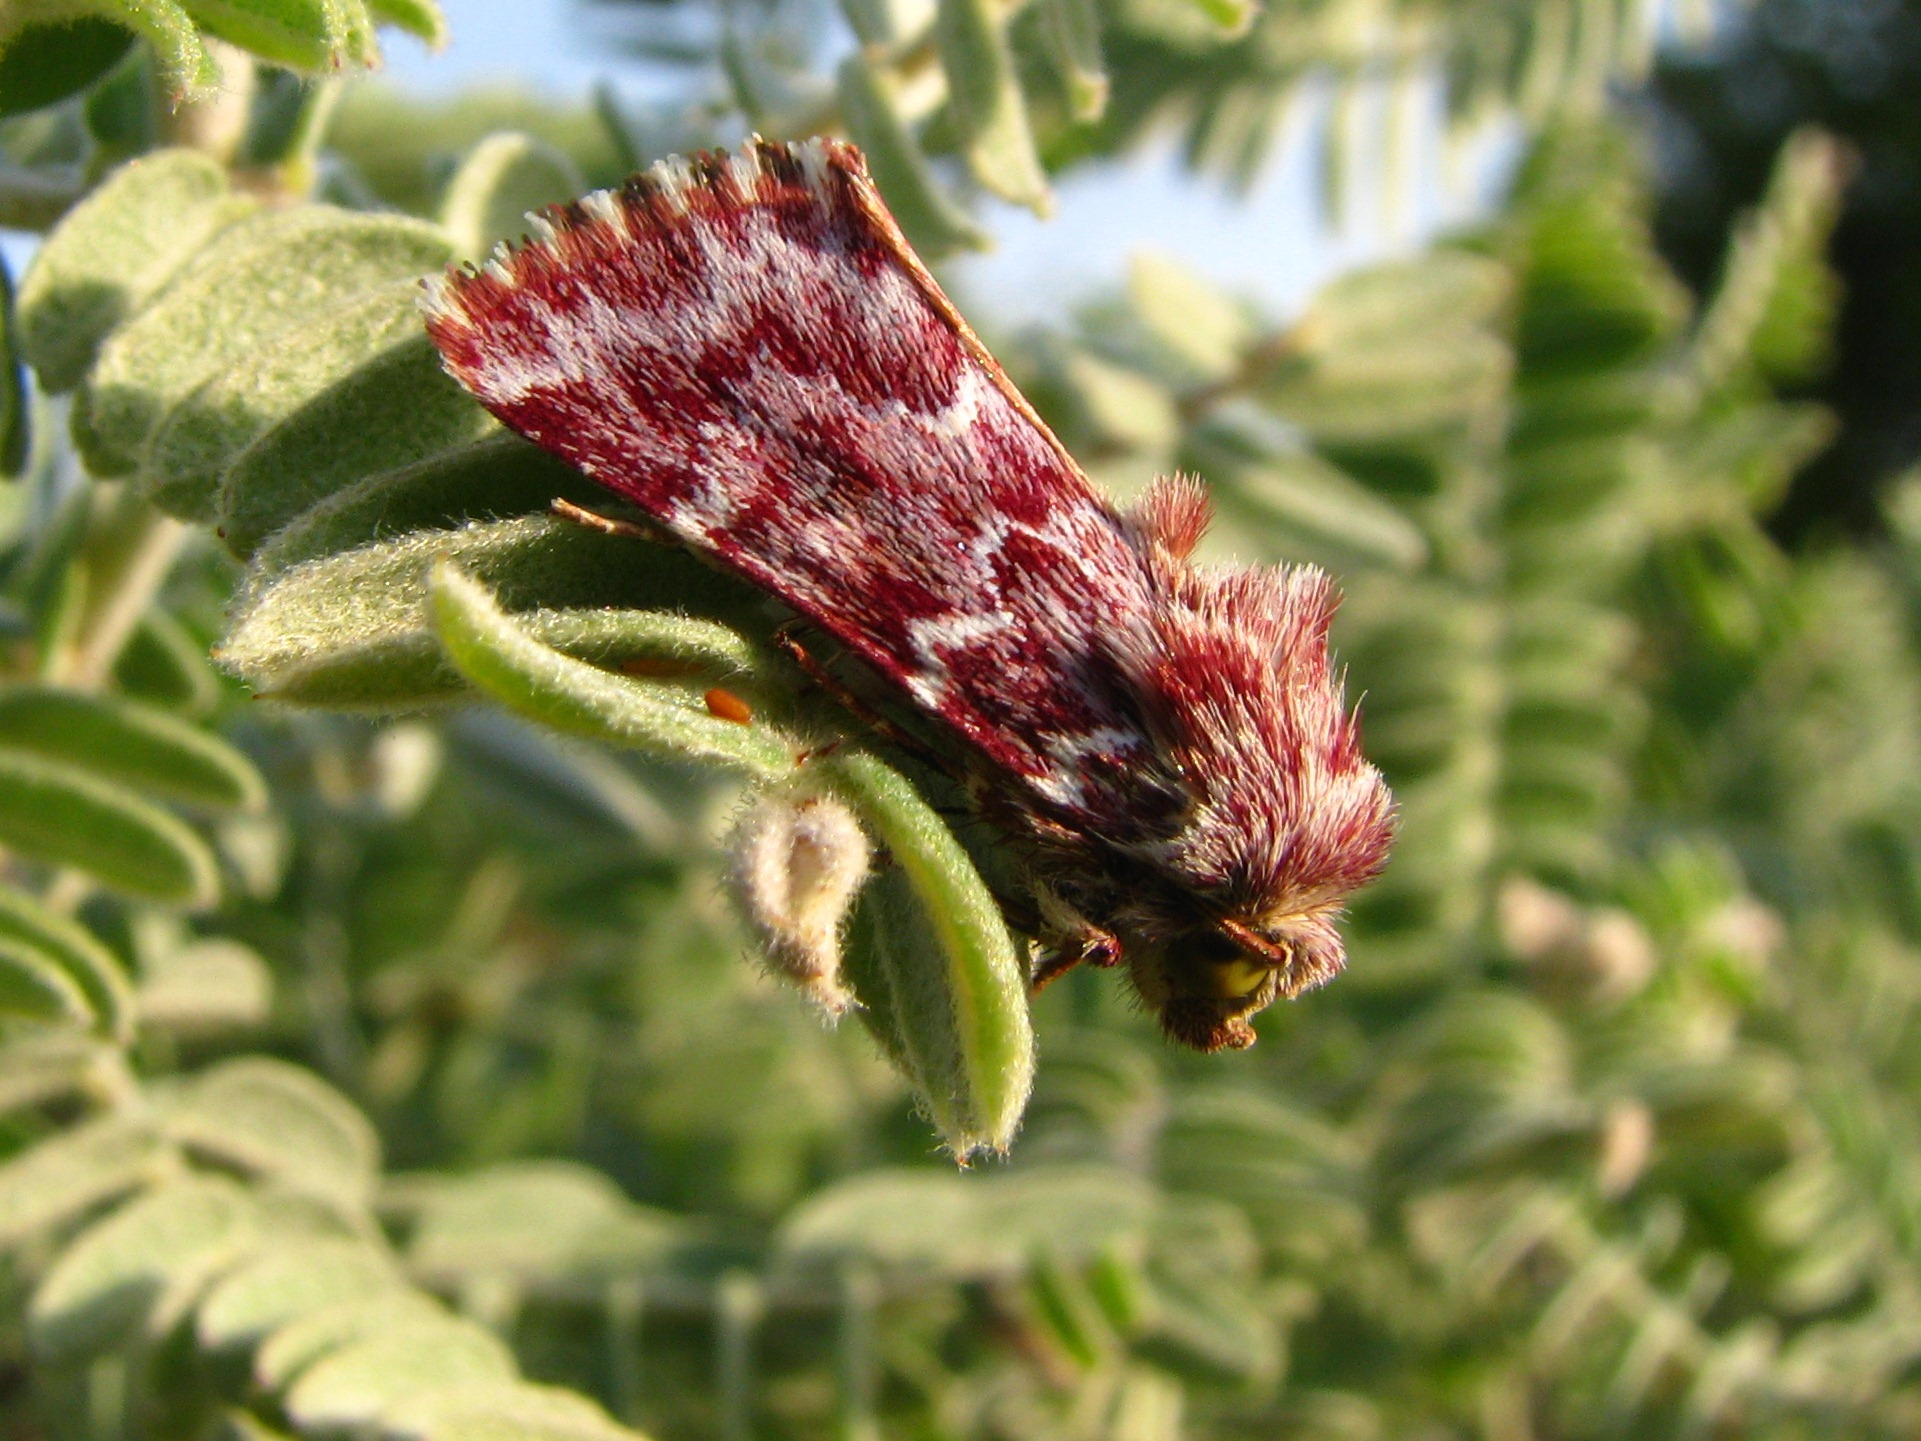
[773,627,950,772]
[1030,923,1122,994]
[549,497,673,544]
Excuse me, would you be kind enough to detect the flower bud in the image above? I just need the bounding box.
[728,787,872,1016]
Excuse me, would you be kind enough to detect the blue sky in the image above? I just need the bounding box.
[385,0,1520,328]
[0,1,1516,329]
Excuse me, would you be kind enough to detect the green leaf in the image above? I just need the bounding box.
[196,1239,400,1351]
[778,1166,1152,1275]
[178,0,363,71]
[1689,128,1845,395]
[159,1057,379,1207]
[0,750,220,904]
[30,1175,257,1363]
[1213,451,1429,572]
[256,1290,451,1391]
[221,515,752,708]
[367,0,445,44]
[17,148,248,394]
[1295,251,1511,353]
[404,1162,681,1287]
[439,131,587,261]
[79,206,452,483]
[0,16,135,117]
[0,2,218,106]
[431,561,794,778]
[1264,327,1511,445]
[0,887,135,1041]
[216,333,497,556]
[934,0,1051,212]
[1047,344,1180,455]
[821,751,1033,1158]
[142,281,423,523]
[282,1318,518,1431]
[1135,1269,1280,1385]
[114,608,224,713]
[0,937,94,1026]
[836,55,989,259]
[380,1382,643,1441]
[1024,1251,1114,1369]
[1,253,27,478]
[0,1116,167,1249]
[135,937,273,1034]
[0,1033,117,1116]
[1039,0,1107,121]
[247,432,593,575]
[1176,0,1255,39]
[0,686,265,812]
[1128,252,1251,385]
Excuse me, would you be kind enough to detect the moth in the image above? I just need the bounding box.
[422,137,1395,1051]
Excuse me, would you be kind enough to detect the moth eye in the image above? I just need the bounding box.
[1181,929,1280,999]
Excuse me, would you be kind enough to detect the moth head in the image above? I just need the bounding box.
[1109,477,1397,1049]
[1128,906,1350,1051]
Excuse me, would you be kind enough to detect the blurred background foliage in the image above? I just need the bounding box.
[1,0,1920,1438]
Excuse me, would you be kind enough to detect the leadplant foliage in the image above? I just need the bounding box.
[0,1,1916,1439]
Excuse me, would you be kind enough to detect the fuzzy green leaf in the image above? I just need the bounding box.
[247,433,593,575]
[178,0,361,71]
[1,254,26,478]
[0,1034,116,1116]
[221,515,751,707]
[217,333,495,556]
[0,750,220,904]
[431,561,793,778]
[282,1319,518,1431]
[255,1291,450,1392]
[1128,253,1251,384]
[0,686,264,812]
[0,1117,168,1249]
[197,1239,401,1351]
[114,609,223,713]
[80,207,452,483]
[1690,129,1846,396]
[30,1175,257,1363]
[934,0,1051,212]
[159,1057,379,1207]
[136,937,273,1034]
[1176,0,1255,39]
[0,15,135,117]
[0,887,134,1041]
[1215,452,1429,571]
[17,148,248,394]
[439,131,586,260]
[836,55,989,258]
[0,2,218,106]
[822,751,1033,1158]
[404,1162,680,1286]
[1039,0,1107,121]
[1296,251,1512,353]
[367,0,445,43]
[0,938,95,1027]
[778,1166,1152,1275]
[143,281,422,523]
[1050,345,1180,455]
[380,1382,643,1441]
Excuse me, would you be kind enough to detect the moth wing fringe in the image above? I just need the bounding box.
[418,136,852,332]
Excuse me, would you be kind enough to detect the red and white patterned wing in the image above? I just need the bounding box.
[422,139,1175,834]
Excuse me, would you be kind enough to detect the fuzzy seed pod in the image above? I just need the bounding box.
[728,788,873,1016]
